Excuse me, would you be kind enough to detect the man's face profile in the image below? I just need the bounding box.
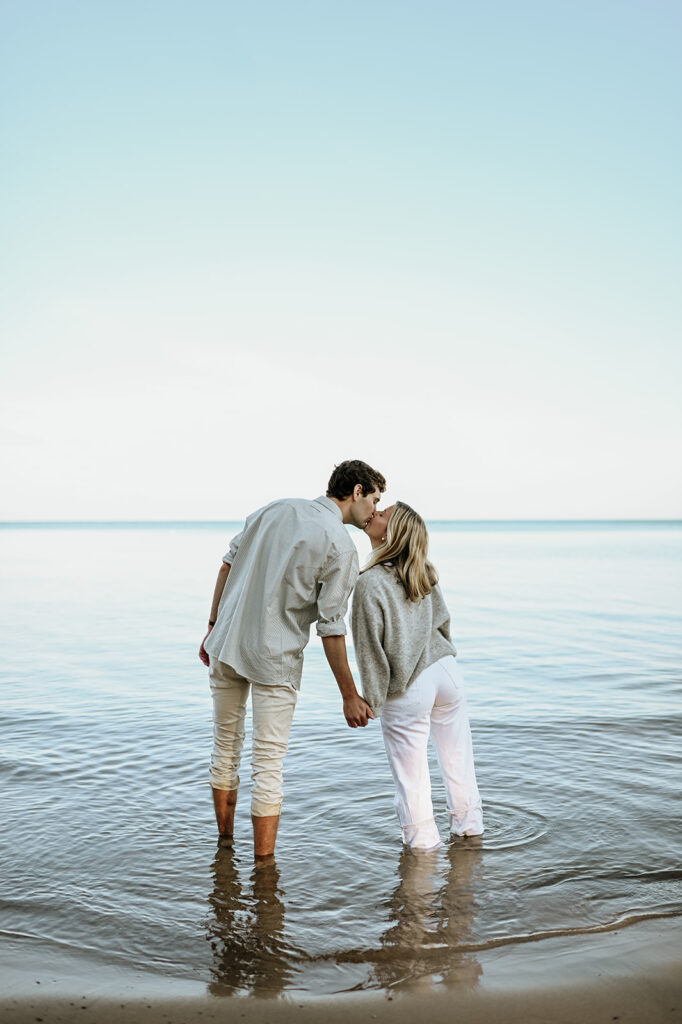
[349,486,382,529]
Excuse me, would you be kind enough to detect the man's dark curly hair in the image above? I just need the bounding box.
[326,460,386,501]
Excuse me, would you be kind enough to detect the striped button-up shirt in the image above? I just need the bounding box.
[204,495,360,688]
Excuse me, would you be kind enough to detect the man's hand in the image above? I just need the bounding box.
[200,562,230,667]
[343,694,375,728]
[199,627,213,666]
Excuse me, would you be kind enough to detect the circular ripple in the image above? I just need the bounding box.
[473,801,548,850]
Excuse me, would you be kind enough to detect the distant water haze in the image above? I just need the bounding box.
[1,521,680,994]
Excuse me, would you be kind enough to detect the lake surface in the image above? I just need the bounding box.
[1,521,680,996]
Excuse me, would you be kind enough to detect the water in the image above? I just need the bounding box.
[1,521,680,996]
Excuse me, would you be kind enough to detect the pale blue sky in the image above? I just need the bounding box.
[1,1,680,519]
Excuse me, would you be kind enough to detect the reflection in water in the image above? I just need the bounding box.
[370,837,483,991]
[439,838,484,989]
[206,842,299,997]
[205,836,483,995]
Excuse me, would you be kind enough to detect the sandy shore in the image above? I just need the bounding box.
[2,916,680,1024]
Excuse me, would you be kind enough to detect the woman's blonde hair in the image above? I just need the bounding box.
[363,501,438,602]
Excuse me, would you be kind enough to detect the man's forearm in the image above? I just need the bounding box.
[321,635,373,727]
[209,562,231,624]
[321,635,358,699]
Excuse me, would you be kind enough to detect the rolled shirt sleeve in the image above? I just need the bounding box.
[222,527,244,565]
[315,549,359,638]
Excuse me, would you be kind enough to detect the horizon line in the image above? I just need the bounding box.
[1,518,681,527]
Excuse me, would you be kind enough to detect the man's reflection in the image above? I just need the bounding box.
[206,842,297,996]
[371,836,483,991]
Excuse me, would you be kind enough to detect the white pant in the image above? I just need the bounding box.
[209,657,298,817]
[380,656,483,850]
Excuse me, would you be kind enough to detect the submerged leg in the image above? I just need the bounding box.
[381,670,442,850]
[250,682,298,861]
[209,658,251,837]
[251,813,280,865]
[430,658,483,836]
[212,787,238,840]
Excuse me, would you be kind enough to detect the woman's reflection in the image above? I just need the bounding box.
[371,836,483,991]
[207,836,482,996]
[206,841,297,997]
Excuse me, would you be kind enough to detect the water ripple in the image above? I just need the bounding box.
[1,523,681,993]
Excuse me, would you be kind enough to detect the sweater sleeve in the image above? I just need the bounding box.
[432,585,456,649]
[350,574,392,716]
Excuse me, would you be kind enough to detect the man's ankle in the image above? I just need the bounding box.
[212,787,238,834]
[254,853,276,868]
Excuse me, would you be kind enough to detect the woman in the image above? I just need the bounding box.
[351,502,483,850]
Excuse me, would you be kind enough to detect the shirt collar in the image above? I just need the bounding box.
[313,495,344,522]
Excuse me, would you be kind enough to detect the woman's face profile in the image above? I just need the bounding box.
[364,504,395,543]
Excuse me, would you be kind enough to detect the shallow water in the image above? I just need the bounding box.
[1,521,680,995]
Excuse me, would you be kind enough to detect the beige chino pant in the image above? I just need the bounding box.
[209,656,298,817]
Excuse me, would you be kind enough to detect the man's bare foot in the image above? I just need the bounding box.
[218,833,234,849]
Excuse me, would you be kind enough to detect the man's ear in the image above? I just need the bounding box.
[353,484,363,501]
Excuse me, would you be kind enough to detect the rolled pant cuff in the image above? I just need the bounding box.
[449,807,484,836]
[209,774,240,791]
[251,800,282,817]
[401,817,442,850]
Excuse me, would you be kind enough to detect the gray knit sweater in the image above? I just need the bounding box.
[350,563,457,717]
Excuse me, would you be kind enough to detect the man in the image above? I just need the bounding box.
[198,460,386,863]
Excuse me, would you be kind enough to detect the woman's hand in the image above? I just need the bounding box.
[343,694,375,728]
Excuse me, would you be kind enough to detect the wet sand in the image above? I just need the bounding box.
[2,916,680,1024]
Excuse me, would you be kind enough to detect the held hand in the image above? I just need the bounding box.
[343,695,375,728]
[199,627,213,666]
